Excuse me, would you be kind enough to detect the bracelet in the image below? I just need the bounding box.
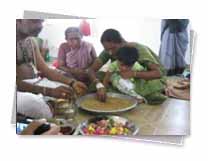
[96,83,105,89]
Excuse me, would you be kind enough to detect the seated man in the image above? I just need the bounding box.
[87,29,167,104]
[103,46,167,104]
[16,19,87,119]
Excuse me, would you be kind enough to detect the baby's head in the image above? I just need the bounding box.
[116,46,139,72]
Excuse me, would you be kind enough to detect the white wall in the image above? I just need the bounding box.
[38,18,162,58]
[39,19,83,57]
[95,18,162,54]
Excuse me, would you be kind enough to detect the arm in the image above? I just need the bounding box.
[88,59,106,102]
[135,63,162,80]
[120,63,162,80]
[103,71,112,88]
[87,49,111,83]
[128,43,164,79]
[25,38,73,85]
[87,58,104,83]
[23,38,87,96]
[87,51,110,102]
[17,78,47,95]
[16,78,73,99]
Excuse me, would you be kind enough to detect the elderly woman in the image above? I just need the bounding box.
[58,27,97,83]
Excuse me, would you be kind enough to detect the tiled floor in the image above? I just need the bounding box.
[76,98,190,136]
[153,99,190,135]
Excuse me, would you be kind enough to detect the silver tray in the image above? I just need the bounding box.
[76,92,138,114]
[75,115,139,136]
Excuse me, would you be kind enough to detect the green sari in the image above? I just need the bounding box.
[89,42,167,104]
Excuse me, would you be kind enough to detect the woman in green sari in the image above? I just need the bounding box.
[87,29,167,104]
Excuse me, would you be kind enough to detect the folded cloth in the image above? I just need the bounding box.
[17,92,53,119]
[165,79,190,100]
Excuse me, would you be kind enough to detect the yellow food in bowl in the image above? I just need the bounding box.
[80,97,133,111]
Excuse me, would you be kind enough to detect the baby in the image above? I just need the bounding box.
[103,46,146,103]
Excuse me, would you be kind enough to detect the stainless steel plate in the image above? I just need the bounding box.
[76,92,138,114]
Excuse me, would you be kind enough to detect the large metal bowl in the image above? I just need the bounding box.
[76,92,138,114]
[76,115,139,136]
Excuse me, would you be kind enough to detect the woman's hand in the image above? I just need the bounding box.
[96,87,107,102]
[48,86,74,99]
[72,81,88,96]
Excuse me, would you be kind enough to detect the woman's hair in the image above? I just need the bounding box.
[116,46,139,66]
[100,29,124,44]
[65,27,82,40]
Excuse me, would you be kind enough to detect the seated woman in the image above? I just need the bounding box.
[57,27,97,83]
[103,46,167,105]
[87,29,167,104]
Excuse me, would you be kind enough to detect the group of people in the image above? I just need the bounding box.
[16,19,171,134]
